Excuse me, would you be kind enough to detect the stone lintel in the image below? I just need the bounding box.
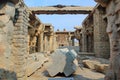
[29,6,93,14]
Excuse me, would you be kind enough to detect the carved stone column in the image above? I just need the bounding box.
[40,32,44,52]
[49,33,54,52]
[83,34,87,52]
[72,38,75,46]
[44,35,48,52]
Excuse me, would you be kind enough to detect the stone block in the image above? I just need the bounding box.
[83,60,100,70]
[47,49,78,77]
[94,64,109,74]
[82,57,109,73]
[47,50,66,76]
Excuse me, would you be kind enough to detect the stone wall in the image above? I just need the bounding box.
[93,5,110,58]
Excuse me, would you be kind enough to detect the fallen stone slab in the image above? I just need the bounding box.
[27,53,48,77]
[94,64,109,74]
[82,57,109,74]
[83,60,100,70]
[47,48,78,77]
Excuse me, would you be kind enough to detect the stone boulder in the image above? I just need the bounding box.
[82,57,109,74]
[47,48,78,77]
[94,64,109,74]
[83,60,100,70]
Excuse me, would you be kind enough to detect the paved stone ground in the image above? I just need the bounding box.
[28,61,104,80]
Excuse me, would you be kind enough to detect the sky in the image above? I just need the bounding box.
[24,0,96,31]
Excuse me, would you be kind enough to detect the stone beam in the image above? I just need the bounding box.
[29,5,93,14]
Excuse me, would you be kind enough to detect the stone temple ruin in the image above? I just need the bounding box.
[0,0,120,80]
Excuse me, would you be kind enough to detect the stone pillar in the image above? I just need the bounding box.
[32,36,37,53]
[88,35,93,52]
[44,35,48,52]
[49,34,54,52]
[87,36,90,52]
[37,24,44,52]
[40,32,44,52]
[48,36,50,51]
[68,32,72,46]
[90,35,94,52]
[79,39,82,52]
[53,34,57,50]
[81,26,87,52]
[93,6,110,58]
[13,7,29,80]
[72,38,75,46]
[27,35,30,55]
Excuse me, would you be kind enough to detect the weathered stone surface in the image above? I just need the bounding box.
[95,64,109,74]
[63,50,78,76]
[82,58,109,73]
[95,0,120,79]
[47,49,67,76]
[0,0,15,73]
[83,60,100,70]
[47,49,78,77]
[27,53,48,77]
